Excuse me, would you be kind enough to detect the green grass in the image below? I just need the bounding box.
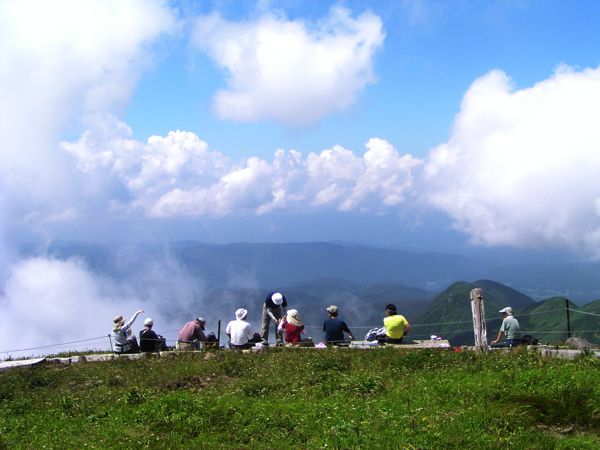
[1,349,599,448]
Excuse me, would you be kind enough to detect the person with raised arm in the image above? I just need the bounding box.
[111,309,144,354]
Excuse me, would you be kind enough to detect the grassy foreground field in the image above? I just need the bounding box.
[1,348,599,448]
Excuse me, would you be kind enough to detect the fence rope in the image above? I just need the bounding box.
[0,336,108,354]
[567,308,600,318]
[1,306,596,356]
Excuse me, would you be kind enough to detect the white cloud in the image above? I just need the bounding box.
[191,6,385,127]
[63,116,417,217]
[0,252,215,358]
[0,257,131,353]
[422,66,600,254]
[0,0,179,223]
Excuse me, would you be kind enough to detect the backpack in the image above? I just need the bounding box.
[521,335,538,345]
[365,327,387,341]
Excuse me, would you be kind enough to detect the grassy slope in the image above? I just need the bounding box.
[1,349,599,449]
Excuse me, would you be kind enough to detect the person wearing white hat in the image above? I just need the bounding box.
[226,308,254,349]
[139,317,167,352]
[261,291,287,344]
[491,307,522,347]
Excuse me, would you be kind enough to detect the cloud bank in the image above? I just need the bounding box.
[58,64,600,256]
[0,250,221,358]
[192,6,385,127]
[63,116,419,217]
[2,2,600,259]
[422,66,600,254]
[0,0,178,224]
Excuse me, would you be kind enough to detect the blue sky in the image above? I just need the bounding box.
[125,0,600,159]
[2,0,600,255]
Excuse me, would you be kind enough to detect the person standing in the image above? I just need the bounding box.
[261,292,287,344]
[226,308,254,349]
[176,317,207,350]
[491,307,522,347]
[111,309,144,354]
[323,305,354,345]
[383,304,411,344]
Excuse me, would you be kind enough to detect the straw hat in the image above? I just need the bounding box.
[113,315,124,331]
[286,309,303,327]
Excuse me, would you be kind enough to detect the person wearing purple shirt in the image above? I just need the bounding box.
[176,317,207,350]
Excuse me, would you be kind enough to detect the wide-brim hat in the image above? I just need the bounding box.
[113,315,124,330]
[287,309,303,327]
[235,308,248,320]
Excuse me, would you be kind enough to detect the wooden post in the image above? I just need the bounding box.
[217,319,221,348]
[108,334,115,356]
[470,288,488,352]
[565,298,571,339]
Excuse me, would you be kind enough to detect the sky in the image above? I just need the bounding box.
[2,0,600,254]
[1,0,600,355]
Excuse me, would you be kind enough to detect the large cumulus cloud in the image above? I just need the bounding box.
[0,0,179,225]
[422,66,600,254]
[63,116,419,217]
[191,6,385,127]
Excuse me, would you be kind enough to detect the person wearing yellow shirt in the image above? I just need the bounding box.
[383,303,411,344]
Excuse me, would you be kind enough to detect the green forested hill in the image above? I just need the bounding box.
[412,280,536,344]
[413,284,600,346]
[572,299,600,343]
[519,297,575,343]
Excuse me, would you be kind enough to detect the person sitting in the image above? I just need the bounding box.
[226,308,253,349]
[112,309,144,354]
[278,309,305,345]
[323,305,355,346]
[176,317,207,350]
[205,331,219,349]
[491,307,522,348]
[139,317,167,352]
[383,304,411,344]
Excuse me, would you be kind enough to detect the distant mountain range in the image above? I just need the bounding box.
[18,240,600,345]
[26,240,600,302]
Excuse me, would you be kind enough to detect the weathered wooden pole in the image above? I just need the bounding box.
[470,288,488,352]
[217,319,221,347]
[565,298,571,339]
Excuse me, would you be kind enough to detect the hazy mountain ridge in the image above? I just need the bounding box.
[27,240,600,302]
[202,278,434,340]
[16,241,600,345]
